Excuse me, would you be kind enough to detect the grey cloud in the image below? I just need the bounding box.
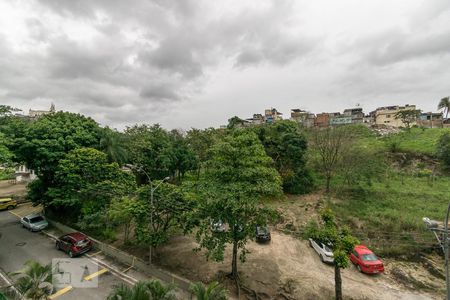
[140,84,180,102]
[365,30,450,66]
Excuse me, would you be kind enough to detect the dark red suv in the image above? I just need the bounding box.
[56,232,93,258]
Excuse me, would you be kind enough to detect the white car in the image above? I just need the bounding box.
[309,238,334,263]
[21,213,49,232]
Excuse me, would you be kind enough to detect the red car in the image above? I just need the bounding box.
[56,232,93,258]
[350,245,384,274]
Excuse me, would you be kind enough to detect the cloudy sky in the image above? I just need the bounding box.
[0,0,449,129]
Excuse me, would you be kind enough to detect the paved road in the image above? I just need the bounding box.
[0,210,127,300]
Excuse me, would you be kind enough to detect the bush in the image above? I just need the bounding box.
[437,132,450,169]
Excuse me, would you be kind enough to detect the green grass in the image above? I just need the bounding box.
[382,127,450,156]
[348,126,450,156]
[331,175,450,257]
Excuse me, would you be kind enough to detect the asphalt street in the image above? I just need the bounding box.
[0,210,126,300]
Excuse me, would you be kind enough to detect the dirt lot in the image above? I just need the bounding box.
[152,193,445,299]
[155,231,443,300]
[0,180,27,198]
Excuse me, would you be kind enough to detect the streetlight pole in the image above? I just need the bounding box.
[445,203,450,300]
[125,164,169,264]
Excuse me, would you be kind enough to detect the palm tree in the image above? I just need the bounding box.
[10,260,53,300]
[145,280,176,300]
[107,280,177,300]
[189,282,227,300]
[438,96,450,120]
[108,281,151,300]
[99,127,129,165]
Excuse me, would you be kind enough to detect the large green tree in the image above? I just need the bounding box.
[46,148,135,222]
[99,127,129,165]
[133,182,194,261]
[252,120,313,194]
[394,109,421,130]
[168,130,198,181]
[12,112,101,203]
[307,209,358,300]
[194,130,282,282]
[125,124,174,182]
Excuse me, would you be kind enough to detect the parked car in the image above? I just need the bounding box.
[350,245,384,274]
[255,226,271,243]
[56,232,93,258]
[20,213,48,231]
[309,238,334,263]
[0,198,17,210]
[210,219,226,233]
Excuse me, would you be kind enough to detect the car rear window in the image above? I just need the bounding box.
[361,254,378,261]
[75,239,89,247]
[29,216,44,223]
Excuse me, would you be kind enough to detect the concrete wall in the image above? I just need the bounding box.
[48,220,192,291]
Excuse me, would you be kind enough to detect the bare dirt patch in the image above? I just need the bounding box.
[0,180,27,199]
[153,231,443,299]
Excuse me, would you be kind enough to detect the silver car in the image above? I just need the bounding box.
[309,238,334,263]
[21,213,48,231]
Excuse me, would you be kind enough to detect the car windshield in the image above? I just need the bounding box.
[29,216,44,223]
[362,254,378,261]
[323,244,332,252]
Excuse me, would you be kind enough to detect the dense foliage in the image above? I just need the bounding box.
[252,120,313,194]
[11,112,101,203]
[47,148,135,225]
[194,130,282,279]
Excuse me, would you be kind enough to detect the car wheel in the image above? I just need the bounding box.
[320,255,325,263]
[7,205,14,210]
[357,265,362,272]
[68,251,74,258]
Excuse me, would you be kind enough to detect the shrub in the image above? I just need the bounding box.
[437,132,450,169]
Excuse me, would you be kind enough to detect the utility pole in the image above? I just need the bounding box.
[445,203,450,300]
[125,164,169,264]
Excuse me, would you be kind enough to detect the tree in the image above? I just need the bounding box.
[107,280,177,300]
[394,109,421,130]
[0,133,13,166]
[437,132,450,170]
[99,127,129,165]
[186,128,222,177]
[438,96,450,120]
[227,116,247,129]
[133,182,193,261]
[309,127,352,193]
[46,148,135,222]
[108,196,136,244]
[252,120,313,194]
[10,260,54,300]
[11,112,101,203]
[125,124,174,183]
[194,131,282,283]
[189,282,227,300]
[169,130,198,181]
[307,209,358,300]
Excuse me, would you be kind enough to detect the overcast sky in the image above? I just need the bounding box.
[0,0,449,130]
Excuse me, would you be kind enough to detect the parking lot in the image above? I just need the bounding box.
[0,208,132,300]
